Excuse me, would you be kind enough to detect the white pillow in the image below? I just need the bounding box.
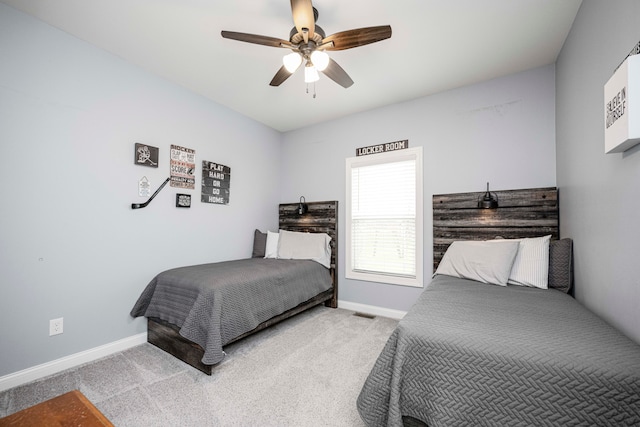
[492,235,551,289]
[435,240,520,286]
[276,229,332,268]
[264,231,279,259]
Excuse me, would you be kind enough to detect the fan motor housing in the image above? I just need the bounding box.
[289,25,325,44]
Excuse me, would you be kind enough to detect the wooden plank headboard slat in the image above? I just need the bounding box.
[433,187,559,271]
[434,210,558,227]
[433,187,557,209]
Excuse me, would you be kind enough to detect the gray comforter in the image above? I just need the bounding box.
[131,258,332,365]
[357,275,640,426]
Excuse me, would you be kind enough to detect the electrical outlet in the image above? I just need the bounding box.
[49,318,63,336]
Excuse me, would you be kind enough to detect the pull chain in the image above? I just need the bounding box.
[305,82,317,98]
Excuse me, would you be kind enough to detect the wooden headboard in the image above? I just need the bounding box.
[279,200,338,306]
[433,187,558,271]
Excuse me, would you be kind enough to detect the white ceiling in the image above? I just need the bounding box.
[1,0,582,132]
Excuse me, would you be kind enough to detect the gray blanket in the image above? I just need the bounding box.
[131,258,332,365]
[357,275,640,426]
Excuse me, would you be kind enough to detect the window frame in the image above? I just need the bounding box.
[345,146,424,288]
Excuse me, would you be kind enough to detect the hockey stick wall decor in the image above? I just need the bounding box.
[131,177,170,209]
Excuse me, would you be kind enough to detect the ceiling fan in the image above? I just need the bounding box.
[221,0,392,89]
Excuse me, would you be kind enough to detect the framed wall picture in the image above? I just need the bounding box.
[176,194,191,208]
[134,143,159,167]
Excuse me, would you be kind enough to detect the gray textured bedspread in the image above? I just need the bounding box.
[131,258,332,365]
[357,275,640,426]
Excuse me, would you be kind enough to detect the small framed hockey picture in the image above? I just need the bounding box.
[176,193,191,208]
[134,143,159,167]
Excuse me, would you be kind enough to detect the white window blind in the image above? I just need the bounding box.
[346,147,423,287]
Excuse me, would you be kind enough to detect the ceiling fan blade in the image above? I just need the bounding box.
[322,25,392,51]
[269,66,294,87]
[321,58,354,88]
[221,31,293,49]
[290,0,315,41]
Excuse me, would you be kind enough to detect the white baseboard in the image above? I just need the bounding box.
[338,300,407,320]
[0,333,147,393]
[0,303,403,392]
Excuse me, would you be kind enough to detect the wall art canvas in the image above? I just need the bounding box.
[134,143,158,167]
[201,160,230,205]
[604,54,639,153]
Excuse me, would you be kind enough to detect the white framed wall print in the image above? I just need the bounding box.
[604,54,640,153]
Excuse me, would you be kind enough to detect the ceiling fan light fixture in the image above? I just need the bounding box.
[283,52,302,73]
[310,50,329,71]
[221,4,391,89]
[304,64,319,83]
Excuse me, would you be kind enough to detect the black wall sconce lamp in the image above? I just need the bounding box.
[297,196,308,215]
[478,182,499,209]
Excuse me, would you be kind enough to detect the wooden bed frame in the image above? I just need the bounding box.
[433,187,559,271]
[147,200,339,375]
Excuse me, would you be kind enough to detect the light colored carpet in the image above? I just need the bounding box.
[0,306,398,426]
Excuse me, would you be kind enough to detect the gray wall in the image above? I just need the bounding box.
[556,1,640,344]
[0,4,282,377]
[280,65,557,311]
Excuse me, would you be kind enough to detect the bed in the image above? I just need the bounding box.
[130,200,338,374]
[357,188,640,426]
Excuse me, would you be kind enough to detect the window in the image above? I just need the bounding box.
[346,147,423,287]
